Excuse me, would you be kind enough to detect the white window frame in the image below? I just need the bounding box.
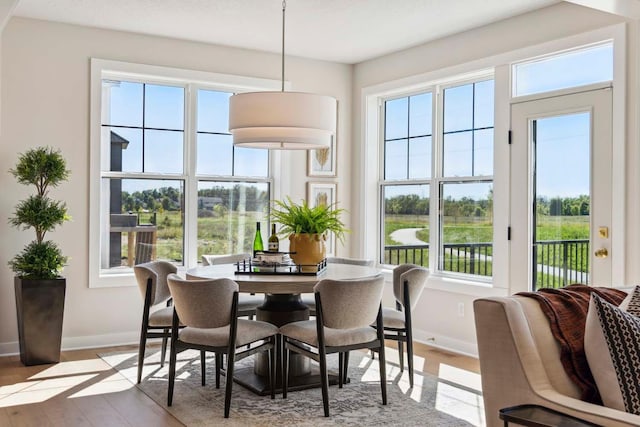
[360,23,625,297]
[89,59,283,288]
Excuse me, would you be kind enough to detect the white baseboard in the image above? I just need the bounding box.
[412,328,478,358]
[0,341,19,356]
[62,331,140,351]
[0,331,141,357]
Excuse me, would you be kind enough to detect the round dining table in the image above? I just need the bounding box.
[186,262,381,395]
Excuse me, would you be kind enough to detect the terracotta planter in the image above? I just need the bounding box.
[289,233,326,272]
[15,277,66,365]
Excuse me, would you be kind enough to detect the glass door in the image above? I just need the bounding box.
[510,88,612,292]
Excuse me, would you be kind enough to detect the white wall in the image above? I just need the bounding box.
[0,17,352,354]
[353,2,635,356]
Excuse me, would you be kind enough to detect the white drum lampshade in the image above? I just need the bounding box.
[229,91,337,149]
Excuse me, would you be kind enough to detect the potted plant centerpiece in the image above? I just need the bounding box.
[9,147,70,365]
[270,197,347,271]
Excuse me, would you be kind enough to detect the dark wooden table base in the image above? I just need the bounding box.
[233,365,343,396]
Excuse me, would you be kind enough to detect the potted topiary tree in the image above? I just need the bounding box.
[270,197,347,271]
[9,146,70,365]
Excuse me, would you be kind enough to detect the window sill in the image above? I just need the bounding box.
[378,267,509,298]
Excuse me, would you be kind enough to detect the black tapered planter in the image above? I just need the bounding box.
[14,277,66,365]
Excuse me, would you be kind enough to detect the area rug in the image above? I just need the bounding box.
[100,349,483,426]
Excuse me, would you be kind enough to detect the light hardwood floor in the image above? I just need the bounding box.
[0,341,480,426]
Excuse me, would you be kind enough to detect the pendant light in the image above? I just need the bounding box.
[228,0,337,149]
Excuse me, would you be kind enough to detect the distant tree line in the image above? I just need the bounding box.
[121,184,268,213]
[385,194,429,215]
[385,193,589,217]
[122,187,181,212]
[536,195,589,216]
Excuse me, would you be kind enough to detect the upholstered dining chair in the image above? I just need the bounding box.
[201,253,263,318]
[166,274,278,418]
[301,256,374,315]
[201,253,251,266]
[380,264,429,388]
[133,260,178,384]
[280,275,387,417]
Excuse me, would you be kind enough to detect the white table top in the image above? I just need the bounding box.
[186,263,381,294]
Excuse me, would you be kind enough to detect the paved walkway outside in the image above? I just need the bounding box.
[390,227,427,245]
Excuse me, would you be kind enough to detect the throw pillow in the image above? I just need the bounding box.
[584,294,640,414]
[619,286,640,316]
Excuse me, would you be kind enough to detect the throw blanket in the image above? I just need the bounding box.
[517,284,626,404]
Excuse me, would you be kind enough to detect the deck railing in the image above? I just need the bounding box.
[533,239,590,288]
[384,238,590,289]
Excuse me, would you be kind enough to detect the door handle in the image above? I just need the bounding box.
[594,248,608,258]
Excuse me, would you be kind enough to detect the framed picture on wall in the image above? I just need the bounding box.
[307,136,337,177]
[307,182,337,255]
[307,104,338,177]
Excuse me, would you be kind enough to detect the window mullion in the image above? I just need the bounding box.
[471,82,476,177]
[406,97,411,180]
[185,84,199,267]
[142,83,146,173]
[378,101,386,264]
[431,88,443,274]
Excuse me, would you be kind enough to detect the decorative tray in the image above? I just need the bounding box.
[234,252,327,276]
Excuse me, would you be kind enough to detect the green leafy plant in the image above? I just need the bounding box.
[8,147,71,279]
[270,197,348,244]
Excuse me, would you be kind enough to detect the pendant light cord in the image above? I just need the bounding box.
[281,0,286,92]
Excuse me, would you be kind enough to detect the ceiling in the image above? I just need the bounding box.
[14,0,560,64]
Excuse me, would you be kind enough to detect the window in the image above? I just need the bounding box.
[91,60,277,285]
[439,80,494,278]
[382,93,432,267]
[512,42,613,97]
[195,89,270,258]
[381,78,494,280]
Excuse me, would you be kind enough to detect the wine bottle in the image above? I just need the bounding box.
[253,221,264,257]
[268,223,279,252]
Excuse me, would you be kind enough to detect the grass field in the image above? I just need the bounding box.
[386,215,588,244]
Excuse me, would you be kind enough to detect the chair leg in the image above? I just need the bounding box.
[338,353,344,388]
[269,338,276,399]
[160,329,169,367]
[397,332,405,372]
[319,347,330,417]
[224,349,236,419]
[282,339,289,399]
[167,341,178,406]
[215,352,221,389]
[137,326,148,384]
[201,350,206,386]
[343,351,350,384]
[406,327,414,388]
[378,341,388,405]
